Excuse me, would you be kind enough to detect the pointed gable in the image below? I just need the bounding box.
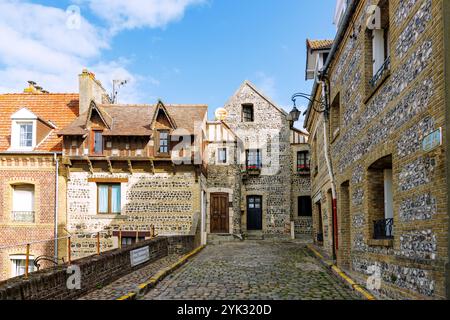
[86,101,112,129]
[151,100,177,131]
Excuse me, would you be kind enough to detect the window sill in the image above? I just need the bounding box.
[368,238,394,248]
[93,214,128,220]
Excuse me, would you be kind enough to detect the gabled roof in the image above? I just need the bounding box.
[306,39,334,51]
[151,101,177,130]
[226,80,288,117]
[0,93,79,152]
[85,101,113,129]
[58,102,208,137]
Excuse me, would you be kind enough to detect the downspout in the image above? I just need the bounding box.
[319,74,339,256]
[53,153,59,261]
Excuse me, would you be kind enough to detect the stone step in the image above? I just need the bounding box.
[207,234,243,245]
[246,231,264,240]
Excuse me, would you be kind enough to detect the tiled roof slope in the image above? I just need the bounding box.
[307,39,334,50]
[58,104,208,136]
[0,93,79,152]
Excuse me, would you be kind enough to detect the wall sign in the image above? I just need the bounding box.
[422,128,442,153]
[130,246,150,267]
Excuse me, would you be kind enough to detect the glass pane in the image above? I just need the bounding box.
[94,132,103,154]
[98,185,109,213]
[111,185,121,214]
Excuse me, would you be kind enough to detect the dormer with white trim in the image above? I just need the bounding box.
[9,107,54,152]
[10,108,38,151]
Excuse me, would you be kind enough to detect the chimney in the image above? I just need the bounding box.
[78,69,111,115]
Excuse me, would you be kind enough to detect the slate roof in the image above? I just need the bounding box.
[58,103,208,136]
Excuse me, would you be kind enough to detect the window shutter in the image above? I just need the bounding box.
[372,29,385,76]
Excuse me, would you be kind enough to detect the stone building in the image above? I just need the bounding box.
[305,0,450,299]
[57,70,207,259]
[0,83,79,280]
[205,81,311,241]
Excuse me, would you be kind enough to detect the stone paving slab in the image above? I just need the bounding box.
[143,241,361,300]
[79,254,183,300]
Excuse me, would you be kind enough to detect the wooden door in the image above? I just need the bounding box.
[210,193,229,234]
[247,196,263,230]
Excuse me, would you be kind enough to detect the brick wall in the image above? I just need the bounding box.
[0,156,56,281]
[0,235,196,300]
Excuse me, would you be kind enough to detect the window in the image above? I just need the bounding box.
[97,184,121,214]
[242,104,254,122]
[159,131,169,154]
[297,151,310,172]
[121,237,145,247]
[12,184,35,223]
[368,0,390,87]
[10,255,35,277]
[217,148,227,164]
[19,123,33,147]
[330,94,340,138]
[368,155,394,240]
[298,196,312,217]
[92,130,103,155]
[246,149,262,170]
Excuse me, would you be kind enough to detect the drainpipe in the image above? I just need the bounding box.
[319,74,339,256]
[53,153,59,261]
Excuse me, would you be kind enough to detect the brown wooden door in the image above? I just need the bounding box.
[210,193,229,234]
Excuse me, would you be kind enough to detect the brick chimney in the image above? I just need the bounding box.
[78,69,111,115]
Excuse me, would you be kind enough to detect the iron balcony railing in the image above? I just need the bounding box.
[11,211,35,223]
[369,56,391,88]
[373,218,394,240]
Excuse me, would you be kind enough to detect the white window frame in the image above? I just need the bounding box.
[217,147,228,165]
[10,255,35,277]
[10,108,38,151]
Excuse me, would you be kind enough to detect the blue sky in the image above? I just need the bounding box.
[0,0,337,125]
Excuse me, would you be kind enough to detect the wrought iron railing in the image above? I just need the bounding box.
[373,218,394,239]
[369,56,391,88]
[11,211,35,223]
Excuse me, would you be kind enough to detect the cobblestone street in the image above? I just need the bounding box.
[143,242,361,300]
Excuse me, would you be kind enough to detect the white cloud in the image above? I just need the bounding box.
[0,0,190,102]
[80,0,206,33]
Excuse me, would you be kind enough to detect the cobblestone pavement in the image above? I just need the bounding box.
[143,241,361,300]
[80,254,183,300]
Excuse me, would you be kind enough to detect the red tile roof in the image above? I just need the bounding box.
[307,39,334,51]
[0,93,79,152]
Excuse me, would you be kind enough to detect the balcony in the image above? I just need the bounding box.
[12,211,35,223]
[373,218,394,240]
[369,56,391,89]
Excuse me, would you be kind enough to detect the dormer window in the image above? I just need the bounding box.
[10,108,38,151]
[19,123,33,147]
[91,130,104,155]
[158,130,170,154]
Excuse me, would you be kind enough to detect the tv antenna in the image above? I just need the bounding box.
[111,79,128,104]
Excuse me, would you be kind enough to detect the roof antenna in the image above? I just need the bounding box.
[110,79,128,104]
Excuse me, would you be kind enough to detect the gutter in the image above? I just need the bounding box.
[53,153,60,261]
[303,0,359,128]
